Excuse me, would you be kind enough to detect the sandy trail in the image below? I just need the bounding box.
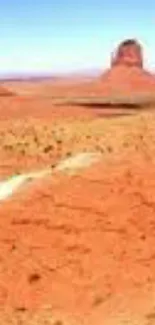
[0,152,101,201]
[0,170,51,201]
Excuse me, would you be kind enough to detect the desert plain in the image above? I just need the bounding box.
[1,40,155,324]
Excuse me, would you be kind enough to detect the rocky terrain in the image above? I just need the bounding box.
[0,39,155,324]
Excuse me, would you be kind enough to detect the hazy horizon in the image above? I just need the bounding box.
[0,0,154,75]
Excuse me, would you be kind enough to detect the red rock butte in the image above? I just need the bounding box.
[54,39,155,100]
[97,38,155,97]
[111,39,143,68]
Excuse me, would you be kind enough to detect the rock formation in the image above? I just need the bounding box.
[95,38,155,98]
[111,39,143,68]
[49,38,155,101]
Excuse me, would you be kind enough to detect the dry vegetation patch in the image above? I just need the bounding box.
[0,111,155,176]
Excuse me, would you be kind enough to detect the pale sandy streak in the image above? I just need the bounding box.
[0,152,102,201]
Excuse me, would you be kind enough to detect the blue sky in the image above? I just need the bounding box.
[0,0,154,74]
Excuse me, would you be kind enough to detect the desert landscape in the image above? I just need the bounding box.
[1,39,155,325]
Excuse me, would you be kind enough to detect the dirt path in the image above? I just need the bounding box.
[0,152,101,201]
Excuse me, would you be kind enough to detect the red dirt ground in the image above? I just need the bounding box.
[0,95,155,324]
[1,39,155,324]
[1,149,155,325]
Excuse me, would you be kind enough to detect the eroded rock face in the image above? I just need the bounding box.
[111,39,143,68]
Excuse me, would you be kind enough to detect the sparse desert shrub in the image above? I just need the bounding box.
[123,141,129,147]
[53,321,63,325]
[92,295,104,307]
[33,135,39,145]
[107,146,113,153]
[20,148,26,155]
[43,145,53,153]
[56,138,62,145]
[66,151,72,157]
[86,134,91,139]
[4,144,13,151]
[28,273,41,284]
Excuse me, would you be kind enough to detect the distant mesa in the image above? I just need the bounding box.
[1,38,154,103]
[49,38,155,103]
[111,39,143,68]
[95,38,155,99]
[52,37,155,107]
